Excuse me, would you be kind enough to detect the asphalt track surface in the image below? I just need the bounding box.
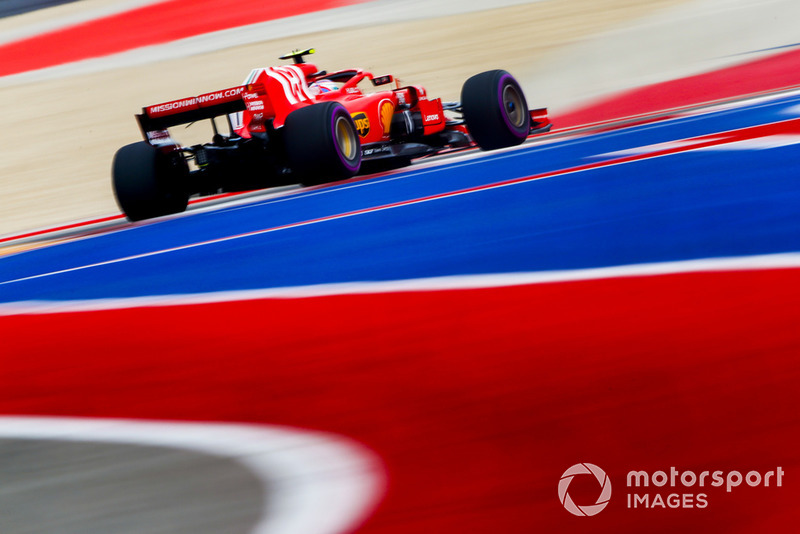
[0,437,264,533]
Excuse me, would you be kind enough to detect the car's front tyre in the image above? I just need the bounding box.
[461,70,531,151]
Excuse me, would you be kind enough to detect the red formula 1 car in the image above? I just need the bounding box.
[112,48,551,221]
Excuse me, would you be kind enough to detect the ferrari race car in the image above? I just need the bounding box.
[112,48,551,221]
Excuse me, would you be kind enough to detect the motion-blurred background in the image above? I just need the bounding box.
[2,0,798,236]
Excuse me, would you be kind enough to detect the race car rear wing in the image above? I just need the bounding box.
[137,84,263,144]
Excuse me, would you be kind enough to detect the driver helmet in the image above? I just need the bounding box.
[309,79,339,95]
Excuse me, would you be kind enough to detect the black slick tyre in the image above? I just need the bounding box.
[461,70,530,150]
[112,142,189,221]
[284,102,362,186]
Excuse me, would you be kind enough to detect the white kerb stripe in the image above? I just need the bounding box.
[0,252,798,315]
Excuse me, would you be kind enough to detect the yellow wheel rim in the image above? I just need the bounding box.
[335,116,358,163]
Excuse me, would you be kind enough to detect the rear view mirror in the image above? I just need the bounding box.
[371,75,394,86]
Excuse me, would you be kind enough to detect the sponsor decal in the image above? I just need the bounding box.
[146,129,175,146]
[146,86,248,117]
[196,86,246,105]
[363,145,391,156]
[379,100,395,135]
[148,98,197,116]
[424,113,440,123]
[247,100,265,112]
[351,112,370,138]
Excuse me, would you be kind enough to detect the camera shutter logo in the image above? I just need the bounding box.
[558,463,612,516]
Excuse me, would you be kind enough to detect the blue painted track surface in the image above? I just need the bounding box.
[2,92,800,302]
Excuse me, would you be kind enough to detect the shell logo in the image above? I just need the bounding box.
[379,99,395,135]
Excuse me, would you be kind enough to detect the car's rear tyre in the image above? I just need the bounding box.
[112,142,189,221]
[461,70,530,150]
[284,102,362,186]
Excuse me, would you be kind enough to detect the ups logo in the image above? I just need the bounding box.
[351,112,370,137]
